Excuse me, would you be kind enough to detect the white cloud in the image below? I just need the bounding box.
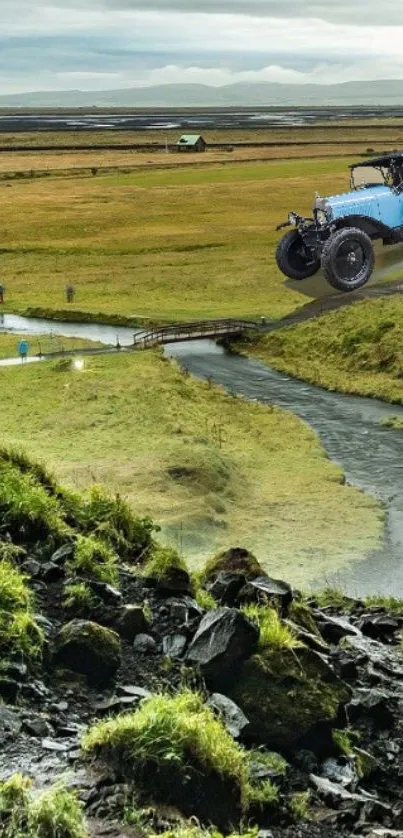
[0,2,403,93]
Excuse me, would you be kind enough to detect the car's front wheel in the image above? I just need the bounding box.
[321,227,374,292]
[276,229,320,280]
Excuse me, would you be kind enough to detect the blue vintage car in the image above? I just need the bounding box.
[276,153,403,292]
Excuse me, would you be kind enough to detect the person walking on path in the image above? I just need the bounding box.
[0,283,5,304]
[18,339,29,363]
[65,284,75,303]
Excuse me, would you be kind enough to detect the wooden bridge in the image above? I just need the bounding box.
[132,318,257,348]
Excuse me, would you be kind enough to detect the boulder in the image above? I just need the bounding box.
[53,620,121,685]
[207,572,246,606]
[116,605,149,641]
[202,547,265,584]
[238,576,293,610]
[186,607,259,680]
[207,693,250,739]
[162,634,187,658]
[132,633,157,654]
[227,646,351,752]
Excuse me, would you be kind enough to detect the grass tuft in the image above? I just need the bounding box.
[0,774,87,838]
[242,604,301,650]
[82,690,249,816]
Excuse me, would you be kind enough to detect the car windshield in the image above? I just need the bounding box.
[351,165,389,189]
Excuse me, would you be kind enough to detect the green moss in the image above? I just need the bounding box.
[141,546,192,592]
[228,646,350,752]
[0,454,69,545]
[288,791,311,821]
[363,595,403,615]
[0,775,87,838]
[242,605,301,650]
[200,547,264,584]
[0,561,44,662]
[69,535,118,585]
[288,601,321,637]
[310,587,354,612]
[82,690,248,826]
[63,581,97,613]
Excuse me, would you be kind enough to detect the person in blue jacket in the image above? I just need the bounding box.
[18,339,29,363]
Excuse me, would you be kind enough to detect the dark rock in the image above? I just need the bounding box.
[336,655,360,681]
[314,612,360,644]
[51,543,74,565]
[0,677,20,703]
[21,558,41,577]
[115,604,149,641]
[23,716,54,738]
[0,706,22,743]
[238,575,293,609]
[228,645,351,752]
[162,633,187,658]
[145,567,193,596]
[34,613,54,637]
[207,693,250,739]
[348,688,395,728]
[294,749,319,774]
[207,571,246,605]
[41,737,71,752]
[164,595,203,623]
[41,561,65,582]
[321,756,358,789]
[132,633,157,654]
[284,620,329,654]
[116,684,151,700]
[53,620,121,685]
[186,607,259,680]
[1,662,28,681]
[89,581,123,606]
[357,614,400,641]
[310,774,387,812]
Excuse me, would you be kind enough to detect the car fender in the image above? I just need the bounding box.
[333,214,394,239]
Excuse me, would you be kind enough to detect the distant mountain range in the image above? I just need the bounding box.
[1,80,403,108]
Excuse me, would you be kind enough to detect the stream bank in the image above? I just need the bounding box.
[1,313,403,595]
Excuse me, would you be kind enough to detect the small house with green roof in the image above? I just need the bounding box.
[176,134,207,153]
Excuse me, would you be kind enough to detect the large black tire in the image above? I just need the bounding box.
[276,229,320,280]
[321,227,374,292]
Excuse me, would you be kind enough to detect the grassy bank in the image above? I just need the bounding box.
[0,348,381,584]
[244,298,403,403]
[0,156,374,323]
[0,333,102,359]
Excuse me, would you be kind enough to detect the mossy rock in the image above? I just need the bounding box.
[288,601,322,638]
[201,547,265,584]
[53,619,121,685]
[228,646,351,753]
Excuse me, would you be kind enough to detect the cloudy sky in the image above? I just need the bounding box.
[1,0,402,93]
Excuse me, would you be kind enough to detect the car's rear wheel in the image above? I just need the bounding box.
[276,229,320,280]
[321,227,374,292]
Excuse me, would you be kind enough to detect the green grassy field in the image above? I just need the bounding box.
[0,156,368,323]
[0,349,381,583]
[245,298,403,403]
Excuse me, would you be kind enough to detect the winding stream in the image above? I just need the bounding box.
[1,314,403,595]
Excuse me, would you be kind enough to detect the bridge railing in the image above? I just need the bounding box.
[133,319,256,347]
